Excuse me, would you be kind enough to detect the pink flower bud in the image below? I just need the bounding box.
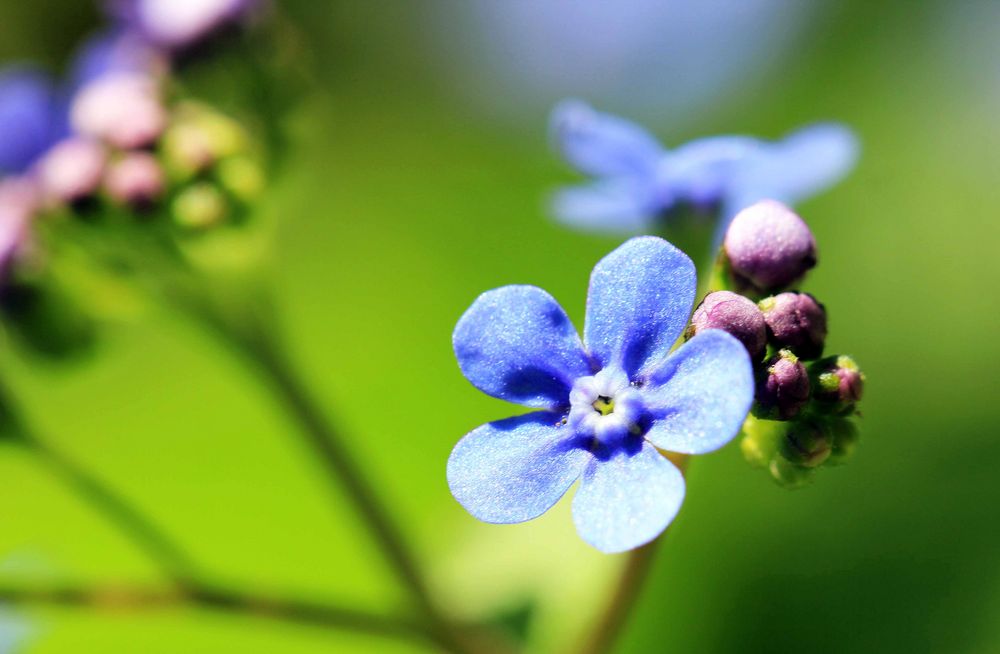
[687,290,767,361]
[723,200,817,294]
[71,73,167,150]
[760,292,827,360]
[104,151,165,208]
[0,176,38,269]
[34,138,108,205]
[756,349,810,420]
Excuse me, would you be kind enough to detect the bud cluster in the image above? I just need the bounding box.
[686,200,866,487]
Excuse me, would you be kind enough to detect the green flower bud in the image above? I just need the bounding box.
[217,156,264,202]
[826,419,860,466]
[172,183,228,230]
[780,419,832,468]
[768,456,815,489]
[811,355,865,415]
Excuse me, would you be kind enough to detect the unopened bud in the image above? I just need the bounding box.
[0,177,38,269]
[768,455,815,489]
[71,73,167,150]
[723,200,817,294]
[780,419,832,468]
[217,156,264,201]
[826,419,860,465]
[104,152,165,209]
[172,183,228,229]
[35,138,107,205]
[686,291,767,361]
[811,355,864,415]
[755,349,810,420]
[759,292,827,360]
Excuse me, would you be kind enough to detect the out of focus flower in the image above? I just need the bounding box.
[0,178,39,270]
[550,100,858,237]
[0,68,66,176]
[104,151,165,207]
[35,138,108,205]
[70,73,167,150]
[107,0,261,50]
[69,28,166,89]
[448,237,753,553]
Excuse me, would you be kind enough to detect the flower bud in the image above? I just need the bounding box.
[759,292,827,360]
[104,152,166,209]
[686,290,767,361]
[71,73,167,150]
[172,183,228,229]
[811,355,864,415]
[768,455,814,489]
[723,200,817,294]
[217,156,264,201]
[0,177,38,269]
[755,349,810,420]
[826,419,860,465]
[34,138,107,205]
[780,419,832,468]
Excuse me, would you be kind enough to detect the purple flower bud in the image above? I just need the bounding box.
[755,349,810,420]
[34,138,108,205]
[759,292,827,360]
[723,200,817,294]
[70,73,167,150]
[811,355,864,415]
[104,151,165,209]
[686,290,767,361]
[780,418,832,468]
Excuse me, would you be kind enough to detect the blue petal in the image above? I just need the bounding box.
[69,29,158,89]
[659,135,760,207]
[722,122,859,219]
[641,330,754,455]
[550,99,664,179]
[584,237,696,380]
[448,412,591,524]
[454,285,591,409]
[551,180,660,234]
[572,441,685,553]
[0,67,62,174]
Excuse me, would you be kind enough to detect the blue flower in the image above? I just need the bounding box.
[550,100,858,239]
[0,67,66,175]
[448,237,754,553]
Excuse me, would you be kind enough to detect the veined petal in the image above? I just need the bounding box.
[572,441,685,553]
[642,330,754,455]
[550,99,664,179]
[448,412,591,524]
[454,285,591,409]
[551,180,659,234]
[584,237,696,380]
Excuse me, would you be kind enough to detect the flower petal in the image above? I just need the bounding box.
[723,122,859,219]
[584,236,696,379]
[642,330,754,455]
[551,180,659,234]
[0,67,62,174]
[572,441,685,553]
[454,285,591,409]
[448,412,591,524]
[550,99,664,179]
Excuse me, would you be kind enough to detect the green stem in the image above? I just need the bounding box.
[571,456,692,654]
[0,581,431,644]
[0,380,199,583]
[179,296,478,654]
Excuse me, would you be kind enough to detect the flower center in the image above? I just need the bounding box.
[592,395,615,416]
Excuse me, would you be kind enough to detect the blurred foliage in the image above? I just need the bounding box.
[0,0,997,652]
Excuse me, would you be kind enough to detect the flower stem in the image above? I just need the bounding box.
[0,379,199,583]
[573,455,690,654]
[178,295,480,654]
[0,581,431,644]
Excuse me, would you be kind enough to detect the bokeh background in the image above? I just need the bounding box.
[0,0,999,652]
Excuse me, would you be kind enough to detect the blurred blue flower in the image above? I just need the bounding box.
[0,68,66,175]
[448,237,753,553]
[550,100,859,239]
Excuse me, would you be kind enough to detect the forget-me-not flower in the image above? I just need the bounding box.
[550,100,858,239]
[448,237,754,553]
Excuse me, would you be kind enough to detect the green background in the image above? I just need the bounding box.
[0,1,998,652]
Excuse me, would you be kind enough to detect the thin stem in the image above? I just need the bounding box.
[0,380,199,583]
[180,297,477,654]
[574,455,691,654]
[0,581,429,643]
